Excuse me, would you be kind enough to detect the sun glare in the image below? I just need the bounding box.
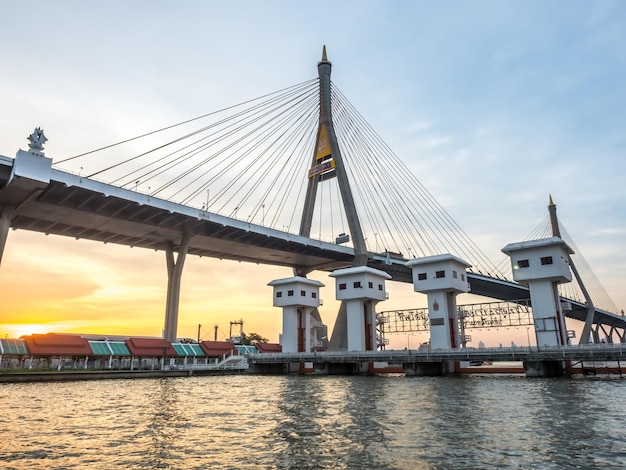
[2,323,52,339]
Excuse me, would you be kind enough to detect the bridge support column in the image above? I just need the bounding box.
[406,254,471,351]
[328,267,391,352]
[0,205,15,266]
[502,237,574,348]
[592,325,601,344]
[163,234,190,343]
[523,360,564,377]
[503,237,575,377]
[602,324,613,344]
[404,361,453,376]
[268,276,324,353]
[616,327,626,344]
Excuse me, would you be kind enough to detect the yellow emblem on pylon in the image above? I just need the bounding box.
[316,123,331,160]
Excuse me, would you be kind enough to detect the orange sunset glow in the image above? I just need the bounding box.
[2,230,563,349]
[0,230,288,342]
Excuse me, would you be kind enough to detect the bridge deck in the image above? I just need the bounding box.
[1,155,625,330]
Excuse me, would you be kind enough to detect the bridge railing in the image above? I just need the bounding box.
[169,350,249,371]
[248,343,626,364]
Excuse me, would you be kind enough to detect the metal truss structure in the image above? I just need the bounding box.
[380,299,534,334]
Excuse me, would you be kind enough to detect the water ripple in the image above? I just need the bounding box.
[1,375,626,468]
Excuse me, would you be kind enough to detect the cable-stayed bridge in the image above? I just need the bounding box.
[1,48,624,347]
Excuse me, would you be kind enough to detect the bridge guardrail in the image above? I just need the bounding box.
[248,343,626,364]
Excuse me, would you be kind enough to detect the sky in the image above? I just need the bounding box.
[1,1,625,348]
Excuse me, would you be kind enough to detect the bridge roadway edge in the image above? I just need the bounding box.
[249,344,626,364]
[1,344,624,381]
[248,344,626,377]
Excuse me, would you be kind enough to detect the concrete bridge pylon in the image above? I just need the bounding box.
[298,46,368,268]
[297,47,374,352]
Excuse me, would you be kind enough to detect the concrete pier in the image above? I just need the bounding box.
[268,276,325,353]
[523,360,564,378]
[328,266,391,352]
[503,237,574,377]
[163,236,190,342]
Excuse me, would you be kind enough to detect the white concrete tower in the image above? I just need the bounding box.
[406,254,471,349]
[329,266,391,351]
[268,276,325,353]
[502,237,574,347]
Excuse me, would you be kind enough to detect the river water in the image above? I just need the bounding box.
[1,374,625,469]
